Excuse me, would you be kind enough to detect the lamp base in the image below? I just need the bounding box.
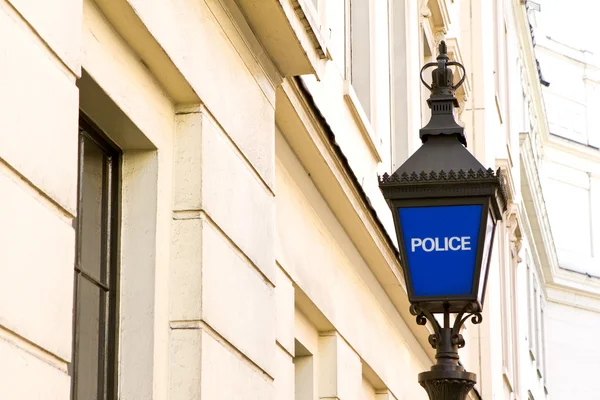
[418,369,476,400]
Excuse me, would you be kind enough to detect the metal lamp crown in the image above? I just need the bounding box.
[419,41,467,146]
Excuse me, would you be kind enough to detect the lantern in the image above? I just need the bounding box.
[379,41,507,399]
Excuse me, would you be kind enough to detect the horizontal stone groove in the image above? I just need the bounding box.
[202,107,275,196]
[172,209,275,288]
[169,319,274,381]
[276,340,294,358]
[202,211,275,288]
[172,209,203,220]
[2,0,78,79]
[0,323,70,373]
[275,260,294,283]
[0,156,75,221]
[175,104,204,115]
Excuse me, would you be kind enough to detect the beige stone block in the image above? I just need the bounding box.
[173,111,203,211]
[318,332,362,400]
[362,377,377,400]
[201,330,274,400]
[275,266,295,354]
[0,171,75,361]
[170,218,203,321]
[127,0,275,187]
[274,345,294,400]
[7,0,81,74]
[118,151,159,400]
[169,328,202,400]
[0,5,79,215]
[0,338,70,400]
[201,113,275,283]
[295,308,319,356]
[202,221,276,376]
[170,215,275,375]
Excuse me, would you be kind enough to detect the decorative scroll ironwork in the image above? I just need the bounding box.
[410,302,483,350]
[411,302,482,400]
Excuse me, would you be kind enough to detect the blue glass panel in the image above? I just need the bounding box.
[399,205,482,297]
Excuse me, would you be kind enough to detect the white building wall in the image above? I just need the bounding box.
[0,0,80,397]
[0,0,563,399]
[545,291,600,400]
[524,32,600,398]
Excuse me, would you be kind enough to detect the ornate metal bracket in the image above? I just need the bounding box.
[410,302,481,400]
[410,302,482,349]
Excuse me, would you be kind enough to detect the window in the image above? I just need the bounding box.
[522,91,531,133]
[349,0,373,119]
[533,290,547,379]
[71,117,121,400]
[540,304,547,383]
[544,163,592,260]
[500,221,517,385]
[526,261,547,381]
[493,0,508,120]
[526,264,536,359]
[533,281,540,364]
[545,92,587,143]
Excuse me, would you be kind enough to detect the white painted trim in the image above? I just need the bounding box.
[295,0,329,59]
[520,132,600,300]
[343,80,382,162]
[519,132,557,290]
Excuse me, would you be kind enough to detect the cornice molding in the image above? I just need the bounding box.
[546,284,600,313]
[514,4,600,300]
[275,77,437,364]
[519,132,557,289]
[520,132,600,300]
[426,0,451,34]
[233,0,323,77]
[292,0,329,59]
[343,81,382,162]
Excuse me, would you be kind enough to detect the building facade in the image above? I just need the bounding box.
[0,0,561,399]
[529,19,600,398]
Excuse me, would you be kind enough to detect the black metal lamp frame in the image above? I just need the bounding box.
[379,41,508,400]
[380,176,503,314]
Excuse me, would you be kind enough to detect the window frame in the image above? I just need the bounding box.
[526,263,536,361]
[71,115,122,400]
[348,0,374,121]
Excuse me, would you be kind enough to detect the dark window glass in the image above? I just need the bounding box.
[79,139,107,284]
[72,118,120,400]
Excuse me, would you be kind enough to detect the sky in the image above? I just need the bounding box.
[535,0,600,56]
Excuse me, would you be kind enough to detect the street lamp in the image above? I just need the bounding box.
[379,41,507,399]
